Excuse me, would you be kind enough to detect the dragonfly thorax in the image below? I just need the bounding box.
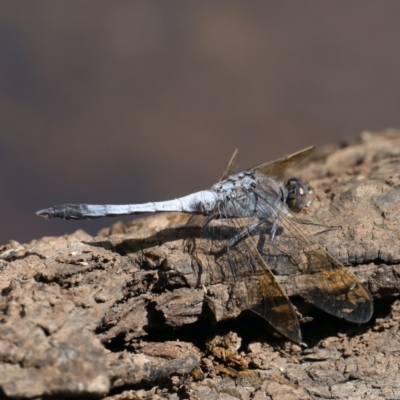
[285,178,312,212]
[209,171,290,219]
[211,171,258,194]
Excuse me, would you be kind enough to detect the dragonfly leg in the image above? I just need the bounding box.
[296,218,342,232]
[269,219,279,243]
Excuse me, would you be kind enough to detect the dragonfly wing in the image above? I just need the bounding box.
[250,146,315,177]
[210,216,301,343]
[241,240,301,344]
[219,148,239,182]
[251,184,373,323]
[293,247,373,323]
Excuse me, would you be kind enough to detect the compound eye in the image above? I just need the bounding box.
[286,178,311,212]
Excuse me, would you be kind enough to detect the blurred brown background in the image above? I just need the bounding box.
[2,1,400,244]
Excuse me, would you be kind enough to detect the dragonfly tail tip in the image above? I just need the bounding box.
[36,208,53,219]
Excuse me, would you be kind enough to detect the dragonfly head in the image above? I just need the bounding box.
[285,178,312,212]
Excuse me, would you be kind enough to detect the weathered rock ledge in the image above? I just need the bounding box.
[1,130,400,399]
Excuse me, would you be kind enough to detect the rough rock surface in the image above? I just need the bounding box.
[1,130,400,399]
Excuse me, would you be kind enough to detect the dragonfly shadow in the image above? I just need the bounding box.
[84,226,204,255]
[84,222,246,256]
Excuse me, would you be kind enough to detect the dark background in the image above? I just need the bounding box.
[2,1,400,244]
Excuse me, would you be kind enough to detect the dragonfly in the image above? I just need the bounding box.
[36,147,373,343]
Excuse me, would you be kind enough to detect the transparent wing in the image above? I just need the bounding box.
[247,182,373,323]
[208,215,302,344]
[219,148,239,182]
[250,146,315,177]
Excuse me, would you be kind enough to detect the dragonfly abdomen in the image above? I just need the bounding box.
[36,190,218,220]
